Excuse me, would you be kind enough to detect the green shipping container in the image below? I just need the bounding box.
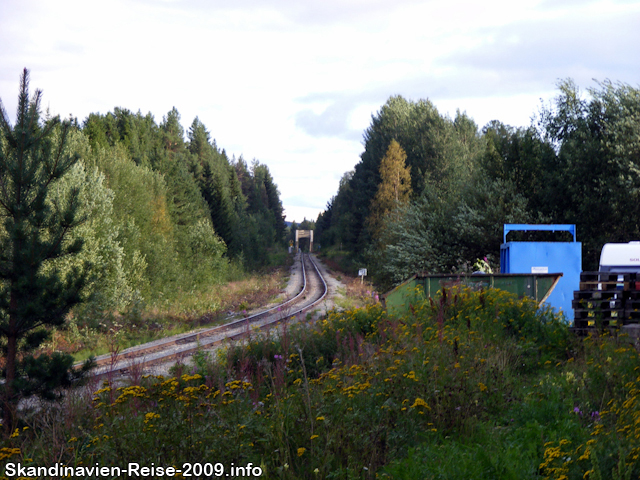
[382,273,562,317]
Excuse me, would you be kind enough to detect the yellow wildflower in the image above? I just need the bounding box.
[410,398,430,409]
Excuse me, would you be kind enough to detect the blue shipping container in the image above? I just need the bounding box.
[500,224,581,320]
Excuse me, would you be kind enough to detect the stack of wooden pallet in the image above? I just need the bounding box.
[572,272,640,328]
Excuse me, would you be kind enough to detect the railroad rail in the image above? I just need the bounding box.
[83,253,328,378]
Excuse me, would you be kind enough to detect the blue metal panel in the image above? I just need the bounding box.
[500,246,510,273]
[500,225,581,320]
[503,224,576,243]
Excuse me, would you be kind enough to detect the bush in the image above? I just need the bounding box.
[5,287,640,480]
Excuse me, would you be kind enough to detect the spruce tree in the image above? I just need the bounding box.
[0,69,92,431]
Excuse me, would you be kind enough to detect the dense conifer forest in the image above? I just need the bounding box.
[51,104,286,315]
[315,80,640,289]
[0,70,290,428]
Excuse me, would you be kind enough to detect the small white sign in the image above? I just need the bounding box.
[358,268,367,277]
[531,266,549,274]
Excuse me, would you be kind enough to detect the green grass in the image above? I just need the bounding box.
[43,266,288,364]
[4,286,640,480]
[318,247,357,276]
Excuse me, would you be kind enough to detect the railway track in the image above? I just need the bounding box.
[84,253,328,378]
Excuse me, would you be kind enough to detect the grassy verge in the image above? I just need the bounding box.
[41,262,291,363]
[316,249,379,311]
[317,247,357,278]
[3,286,639,480]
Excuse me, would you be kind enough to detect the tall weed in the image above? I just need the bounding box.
[4,287,640,480]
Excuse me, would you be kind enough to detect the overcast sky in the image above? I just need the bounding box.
[1,0,639,222]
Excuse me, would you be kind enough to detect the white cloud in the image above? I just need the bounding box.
[1,0,638,222]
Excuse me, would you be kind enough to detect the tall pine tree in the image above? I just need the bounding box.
[0,69,92,431]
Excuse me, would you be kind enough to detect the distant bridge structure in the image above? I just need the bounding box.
[295,229,313,252]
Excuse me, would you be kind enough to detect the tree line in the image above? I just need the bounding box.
[59,106,286,318]
[0,70,286,429]
[315,80,640,290]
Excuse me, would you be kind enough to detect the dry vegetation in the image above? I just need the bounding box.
[41,266,291,362]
